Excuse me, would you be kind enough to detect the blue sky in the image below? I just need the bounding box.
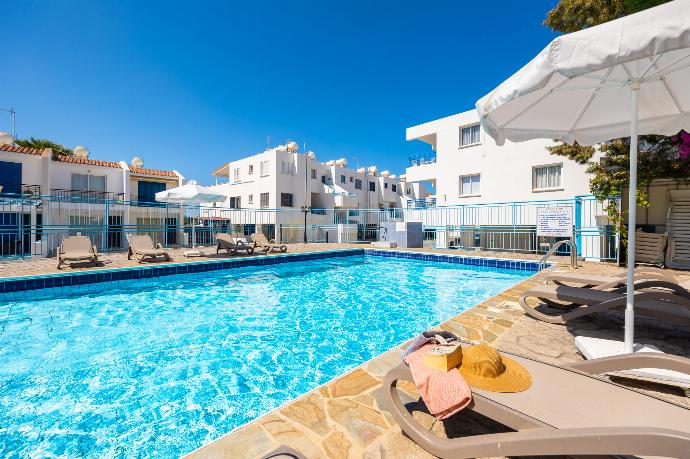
[3,0,558,182]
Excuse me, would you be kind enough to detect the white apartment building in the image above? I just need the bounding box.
[0,138,185,257]
[208,142,428,212]
[405,109,593,206]
[202,142,429,242]
[402,110,618,259]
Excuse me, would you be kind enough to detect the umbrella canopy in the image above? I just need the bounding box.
[476,0,690,353]
[155,180,226,252]
[477,0,689,146]
[154,180,226,205]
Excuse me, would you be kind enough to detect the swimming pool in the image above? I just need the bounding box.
[0,251,531,457]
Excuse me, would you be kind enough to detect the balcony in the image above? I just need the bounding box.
[408,153,436,167]
[0,184,41,197]
[50,189,126,202]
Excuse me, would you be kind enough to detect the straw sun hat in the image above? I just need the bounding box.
[457,344,532,393]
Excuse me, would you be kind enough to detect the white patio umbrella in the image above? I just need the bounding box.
[476,0,690,354]
[155,180,226,253]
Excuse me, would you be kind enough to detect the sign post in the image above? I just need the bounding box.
[537,206,577,268]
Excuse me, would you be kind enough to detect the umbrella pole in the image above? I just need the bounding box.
[192,218,196,252]
[624,82,640,354]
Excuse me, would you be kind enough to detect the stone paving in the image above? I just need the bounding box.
[0,242,564,278]
[2,245,686,458]
[0,243,364,277]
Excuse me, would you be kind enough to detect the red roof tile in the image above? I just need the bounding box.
[0,144,45,155]
[129,166,178,177]
[53,155,121,168]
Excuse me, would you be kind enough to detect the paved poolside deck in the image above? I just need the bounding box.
[183,256,690,459]
[2,245,687,458]
[0,242,559,277]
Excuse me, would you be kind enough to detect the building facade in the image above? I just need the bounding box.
[402,110,617,260]
[202,143,429,242]
[405,109,594,206]
[208,142,428,211]
[0,142,184,257]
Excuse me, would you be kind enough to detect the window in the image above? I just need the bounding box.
[533,164,562,190]
[248,194,253,205]
[311,169,317,179]
[384,182,388,189]
[460,123,481,147]
[355,179,362,190]
[72,173,107,193]
[349,176,353,183]
[248,164,254,175]
[460,174,481,196]
[392,184,397,193]
[260,160,270,176]
[281,161,295,175]
[321,175,326,184]
[233,168,240,182]
[369,182,376,192]
[136,180,166,203]
[229,196,241,209]
[280,192,294,207]
[260,193,269,208]
[340,174,346,184]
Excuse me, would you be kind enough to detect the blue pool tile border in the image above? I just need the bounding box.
[0,249,365,297]
[0,249,544,299]
[363,249,544,272]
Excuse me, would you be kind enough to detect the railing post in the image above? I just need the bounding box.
[104,199,110,254]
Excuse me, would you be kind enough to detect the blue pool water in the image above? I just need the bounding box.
[0,254,529,458]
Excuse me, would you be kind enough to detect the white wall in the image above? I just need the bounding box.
[406,110,593,206]
[0,151,45,191]
[50,162,125,194]
[209,147,410,211]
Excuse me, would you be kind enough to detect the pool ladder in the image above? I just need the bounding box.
[539,239,578,270]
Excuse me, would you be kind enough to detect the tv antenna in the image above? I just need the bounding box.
[0,108,16,139]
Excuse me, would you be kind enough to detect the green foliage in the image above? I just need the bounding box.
[544,0,671,33]
[15,137,72,157]
[544,0,625,33]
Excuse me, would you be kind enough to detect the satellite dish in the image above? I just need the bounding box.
[286,141,298,152]
[73,146,89,158]
[0,132,13,146]
[131,156,144,168]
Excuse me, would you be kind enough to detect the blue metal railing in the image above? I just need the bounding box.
[0,193,619,261]
[408,153,436,167]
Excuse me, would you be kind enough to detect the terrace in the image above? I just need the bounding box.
[2,244,687,458]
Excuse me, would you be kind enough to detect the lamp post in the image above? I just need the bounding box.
[302,144,310,244]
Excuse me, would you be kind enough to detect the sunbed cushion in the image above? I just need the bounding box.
[527,284,618,305]
[62,252,95,259]
[472,353,690,431]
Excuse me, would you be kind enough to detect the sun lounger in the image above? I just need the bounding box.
[519,283,690,325]
[250,232,287,253]
[57,235,99,269]
[216,233,255,255]
[259,445,306,459]
[543,267,676,290]
[127,234,171,263]
[384,346,690,458]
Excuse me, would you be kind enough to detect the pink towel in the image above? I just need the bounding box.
[404,344,472,420]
